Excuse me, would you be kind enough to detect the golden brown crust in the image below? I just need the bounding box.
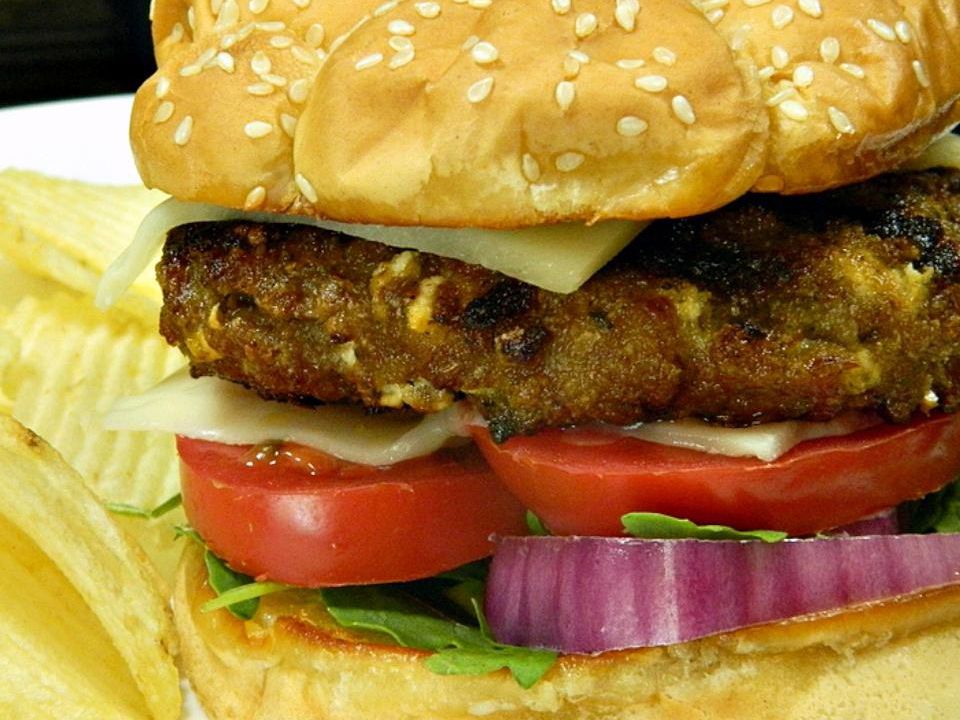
[133,0,960,226]
[175,546,960,720]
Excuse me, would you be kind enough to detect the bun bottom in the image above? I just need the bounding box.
[174,545,960,720]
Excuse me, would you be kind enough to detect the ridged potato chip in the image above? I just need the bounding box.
[0,415,180,720]
[0,291,186,583]
[0,169,167,323]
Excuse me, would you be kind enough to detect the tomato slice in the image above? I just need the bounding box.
[471,413,960,537]
[178,437,527,586]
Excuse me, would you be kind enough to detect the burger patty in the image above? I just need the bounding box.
[159,169,960,439]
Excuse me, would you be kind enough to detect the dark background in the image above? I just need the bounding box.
[0,0,154,108]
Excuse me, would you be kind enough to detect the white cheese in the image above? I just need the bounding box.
[904,131,960,172]
[95,198,645,309]
[617,414,880,462]
[104,369,468,466]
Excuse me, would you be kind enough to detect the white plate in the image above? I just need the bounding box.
[0,95,141,184]
[0,94,209,720]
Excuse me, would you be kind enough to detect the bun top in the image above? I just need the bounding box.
[132,0,960,227]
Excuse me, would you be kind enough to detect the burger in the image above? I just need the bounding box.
[104,0,960,716]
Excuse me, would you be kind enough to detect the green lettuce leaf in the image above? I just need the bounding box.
[622,512,787,543]
[202,550,265,620]
[104,492,182,519]
[902,480,960,533]
[322,585,556,688]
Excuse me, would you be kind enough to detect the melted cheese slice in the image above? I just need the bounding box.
[104,369,468,466]
[95,198,645,309]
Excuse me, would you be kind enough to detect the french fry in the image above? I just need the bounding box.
[0,169,167,323]
[0,415,181,720]
[0,291,187,583]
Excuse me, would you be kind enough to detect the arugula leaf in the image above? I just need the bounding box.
[322,585,556,688]
[902,480,960,533]
[105,493,182,519]
[622,512,787,543]
[525,510,551,536]
[202,550,266,620]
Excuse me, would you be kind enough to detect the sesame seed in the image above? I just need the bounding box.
[244,121,274,138]
[292,46,317,64]
[521,153,541,182]
[797,0,822,17]
[355,53,384,70]
[765,87,796,106]
[555,152,585,172]
[706,8,725,23]
[174,116,193,145]
[912,59,930,88]
[388,19,416,36]
[555,81,576,111]
[215,0,239,29]
[263,73,288,86]
[819,36,840,63]
[771,45,789,69]
[698,0,729,12]
[249,0,268,12]
[778,99,808,121]
[792,64,814,87]
[280,113,298,138]
[671,95,696,124]
[415,1,441,18]
[374,1,399,16]
[615,0,640,31]
[153,101,175,123]
[168,23,185,43]
[256,21,286,32]
[293,0,310,7]
[653,47,677,66]
[306,23,326,47]
[270,35,294,48]
[221,33,237,49]
[295,173,319,202]
[187,7,196,30]
[551,0,571,14]
[471,41,499,64]
[467,76,495,103]
[179,64,202,77]
[616,58,645,69]
[839,63,865,79]
[743,0,770,7]
[389,47,415,68]
[245,186,267,209]
[757,65,775,79]
[895,20,912,43]
[462,35,480,50]
[827,106,855,134]
[616,115,648,136]
[251,51,272,75]
[563,57,581,78]
[289,78,310,103]
[216,52,236,72]
[247,82,274,95]
[389,35,413,51]
[197,48,218,68]
[574,13,598,38]
[635,75,668,92]
[655,167,680,185]
[771,5,794,29]
[469,0,492,7]
[866,18,896,41]
[328,34,347,53]
[155,77,171,98]
[569,50,590,64]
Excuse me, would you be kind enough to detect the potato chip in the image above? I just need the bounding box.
[0,169,167,323]
[0,415,180,720]
[0,514,152,719]
[0,291,186,583]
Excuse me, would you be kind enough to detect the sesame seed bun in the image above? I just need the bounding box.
[132,0,960,226]
[174,545,960,720]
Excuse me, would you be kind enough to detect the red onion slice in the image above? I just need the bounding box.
[828,509,899,536]
[486,534,960,654]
